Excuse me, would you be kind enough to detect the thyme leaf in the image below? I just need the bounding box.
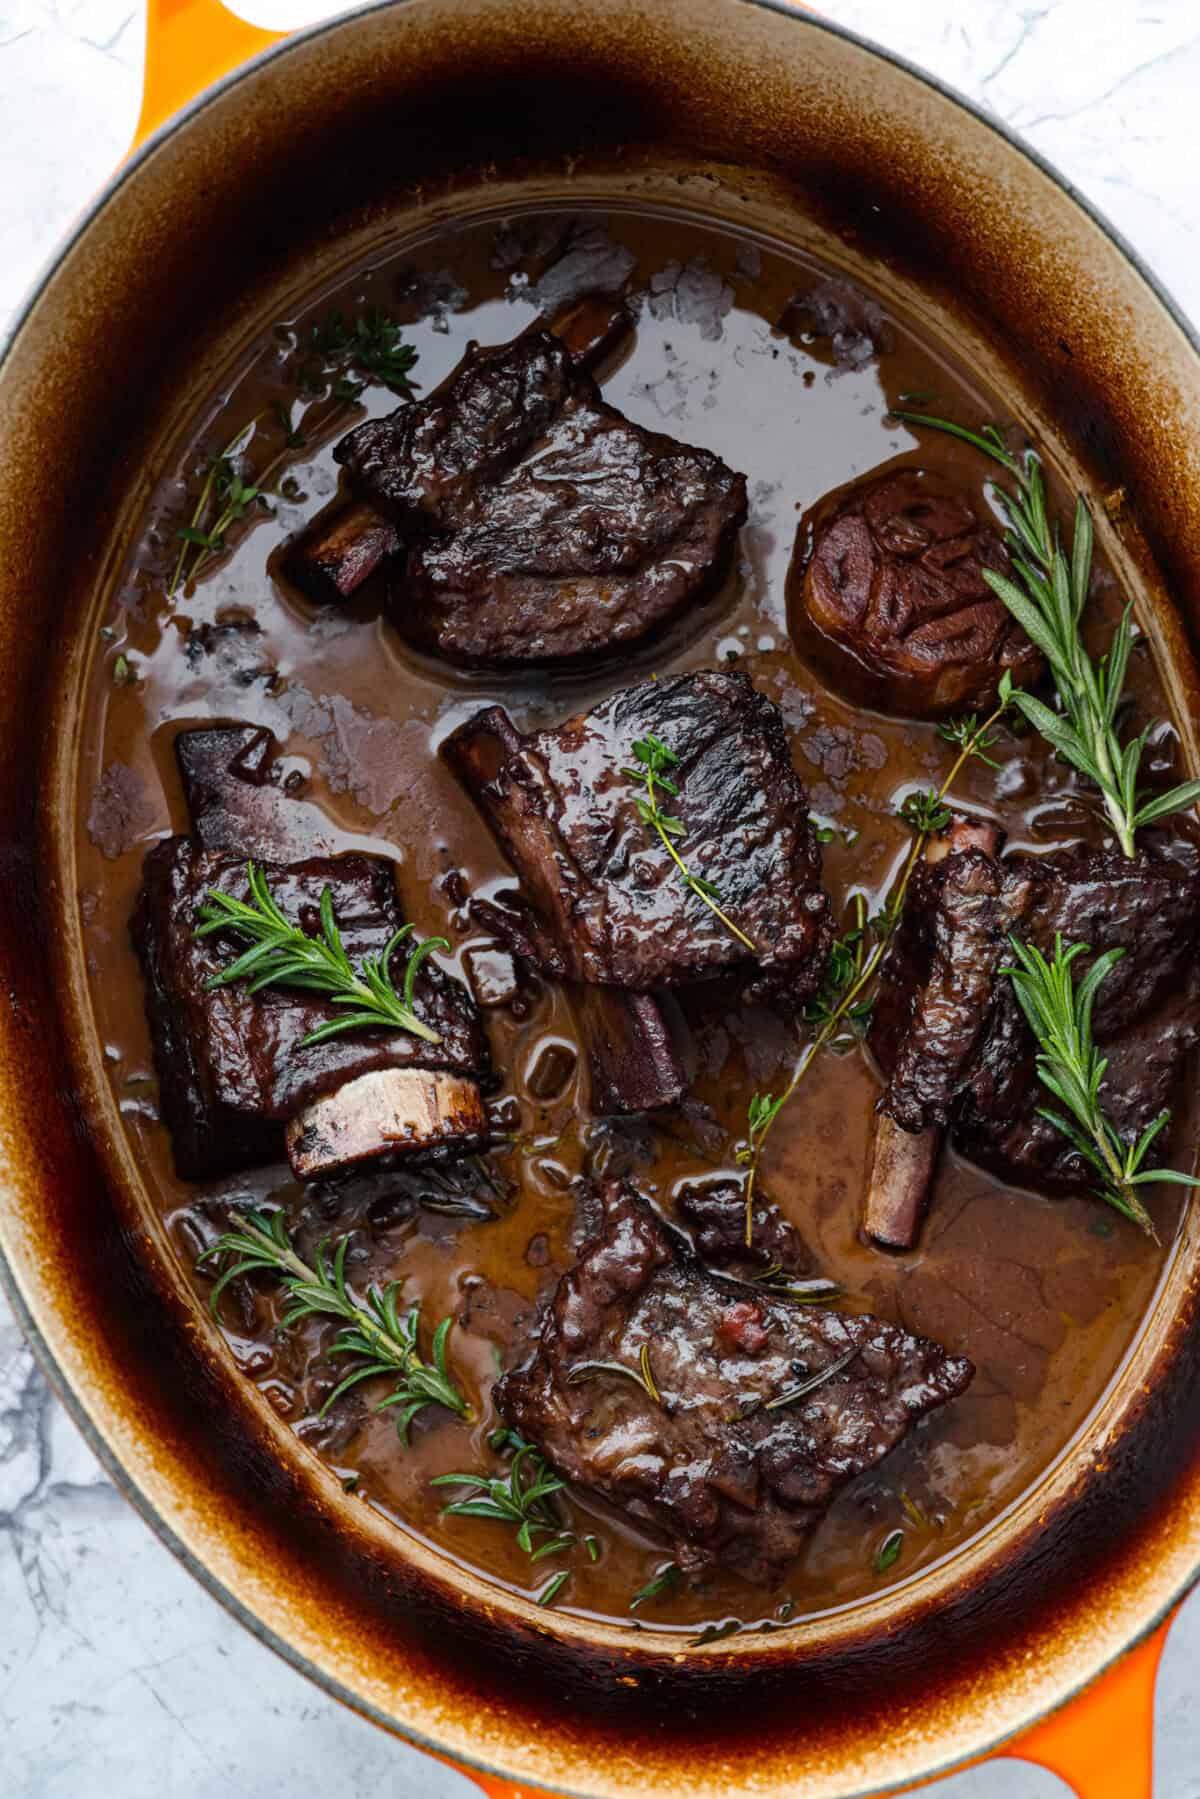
[894,410,1200,855]
[305,308,420,397]
[1004,933,1200,1236]
[624,733,757,953]
[198,1209,470,1442]
[195,860,447,1049]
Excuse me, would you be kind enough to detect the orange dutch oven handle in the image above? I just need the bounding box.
[129,5,1172,1796]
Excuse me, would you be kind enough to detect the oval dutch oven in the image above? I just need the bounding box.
[1,3,1199,1795]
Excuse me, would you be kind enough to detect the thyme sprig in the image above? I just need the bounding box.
[624,733,757,953]
[199,1209,471,1441]
[894,411,1200,855]
[169,309,418,594]
[736,689,1011,1244]
[302,308,420,400]
[432,1428,578,1604]
[800,892,872,1043]
[1004,934,1200,1237]
[195,861,448,1049]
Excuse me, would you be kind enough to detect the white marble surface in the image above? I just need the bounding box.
[2,3,1200,1795]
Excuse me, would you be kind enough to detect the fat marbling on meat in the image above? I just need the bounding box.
[495,1181,972,1585]
[133,725,492,1182]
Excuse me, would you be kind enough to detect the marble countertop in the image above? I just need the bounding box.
[3,4,1200,1795]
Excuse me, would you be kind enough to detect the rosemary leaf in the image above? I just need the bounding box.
[566,1352,661,1404]
[536,1570,571,1608]
[198,1209,470,1441]
[874,1529,904,1574]
[1003,932,1200,1235]
[629,1563,682,1611]
[762,1344,859,1413]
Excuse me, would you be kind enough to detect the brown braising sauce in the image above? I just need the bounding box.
[74,206,1195,1635]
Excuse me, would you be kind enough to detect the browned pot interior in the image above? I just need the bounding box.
[2,2,1200,1793]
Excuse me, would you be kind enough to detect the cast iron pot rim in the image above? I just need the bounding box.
[1,2,1198,1792]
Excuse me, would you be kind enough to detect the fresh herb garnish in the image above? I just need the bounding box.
[898,1489,928,1529]
[893,411,1200,855]
[169,415,274,596]
[936,710,1006,770]
[432,1430,577,1604]
[111,653,136,687]
[1004,933,1200,1237]
[629,1562,682,1611]
[195,861,447,1049]
[736,693,1010,1243]
[897,789,952,836]
[800,893,873,1044]
[566,1342,661,1404]
[199,1210,470,1442]
[624,733,756,953]
[304,308,420,399]
[874,1528,904,1574]
[169,312,418,595]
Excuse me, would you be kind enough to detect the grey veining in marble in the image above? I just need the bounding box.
[2,3,1200,1794]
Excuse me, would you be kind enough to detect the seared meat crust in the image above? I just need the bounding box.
[335,329,747,666]
[444,669,832,1002]
[497,1181,972,1584]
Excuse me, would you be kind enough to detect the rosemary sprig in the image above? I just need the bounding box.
[199,1209,471,1442]
[736,689,1011,1243]
[624,733,757,953]
[432,1429,577,1602]
[1004,934,1200,1237]
[893,411,1200,855]
[195,861,448,1049]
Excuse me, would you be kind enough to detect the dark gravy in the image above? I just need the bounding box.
[74,206,1192,1635]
